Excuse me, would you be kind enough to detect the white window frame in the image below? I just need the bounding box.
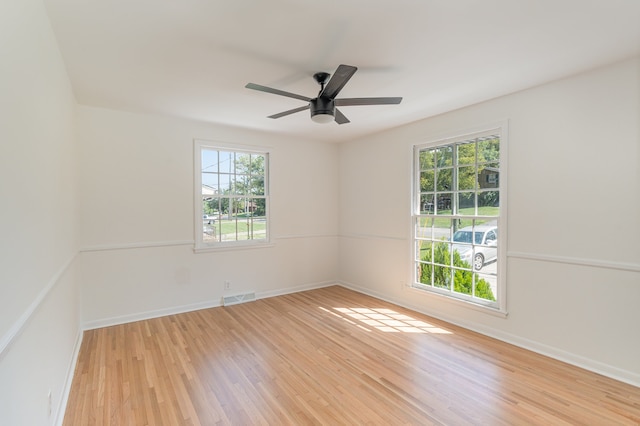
[194,140,271,252]
[411,124,508,314]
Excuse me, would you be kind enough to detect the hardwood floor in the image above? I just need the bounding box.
[63,286,640,425]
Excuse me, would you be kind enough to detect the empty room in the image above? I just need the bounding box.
[1,0,639,424]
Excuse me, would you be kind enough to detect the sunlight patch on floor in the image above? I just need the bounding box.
[327,307,453,334]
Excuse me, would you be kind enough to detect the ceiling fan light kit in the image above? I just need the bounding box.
[245,64,402,125]
[310,98,335,123]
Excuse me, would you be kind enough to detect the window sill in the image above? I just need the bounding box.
[194,241,274,253]
[407,284,508,318]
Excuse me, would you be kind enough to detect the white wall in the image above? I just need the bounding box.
[77,107,340,327]
[0,0,81,424]
[338,57,640,386]
[2,4,637,424]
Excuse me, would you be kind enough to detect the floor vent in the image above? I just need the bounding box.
[222,292,256,306]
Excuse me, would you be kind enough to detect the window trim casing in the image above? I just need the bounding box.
[193,139,271,252]
[410,122,508,315]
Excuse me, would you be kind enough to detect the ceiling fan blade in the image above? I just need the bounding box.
[334,108,350,125]
[335,97,403,106]
[245,83,311,102]
[320,64,357,99]
[268,105,310,119]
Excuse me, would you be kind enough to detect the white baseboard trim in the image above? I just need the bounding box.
[55,329,83,426]
[0,253,77,361]
[256,280,337,300]
[83,280,338,330]
[337,280,640,388]
[83,299,223,330]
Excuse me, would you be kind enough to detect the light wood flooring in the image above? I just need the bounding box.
[63,286,640,425]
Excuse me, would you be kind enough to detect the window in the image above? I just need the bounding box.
[413,128,505,311]
[194,141,269,250]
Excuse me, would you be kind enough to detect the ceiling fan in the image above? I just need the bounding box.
[245,64,402,124]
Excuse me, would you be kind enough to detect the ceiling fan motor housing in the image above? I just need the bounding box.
[310,97,335,120]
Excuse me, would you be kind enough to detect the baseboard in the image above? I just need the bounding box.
[83,299,223,330]
[337,280,640,389]
[256,280,337,300]
[55,329,83,426]
[83,280,338,330]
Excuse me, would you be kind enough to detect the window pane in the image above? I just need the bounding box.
[251,153,265,169]
[478,191,499,214]
[478,137,500,162]
[219,173,232,193]
[457,142,476,165]
[453,269,474,295]
[202,210,218,243]
[420,194,434,214]
[203,197,219,216]
[235,153,250,173]
[202,149,218,173]
[417,261,432,286]
[219,151,234,173]
[417,240,432,262]
[436,193,452,214]
[479,163,499,189]
[457,166,476,190]
[253,198,266,218]
[436,146,453,167]
[434,218,451,242]
[452,221,474,270]
[457,192,475,213]
[433,264,451,289]
[475,274,497,301]
[230,175,240,195]
[436,168,452,191]
[420,149,435,170]
[250,175,264,195]
[416,217,433,239]
[420,170,435,192]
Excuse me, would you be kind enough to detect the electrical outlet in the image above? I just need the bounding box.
[224,280,231,290]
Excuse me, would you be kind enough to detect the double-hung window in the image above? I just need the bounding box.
[413,127,506,311]
[194,141,269,250]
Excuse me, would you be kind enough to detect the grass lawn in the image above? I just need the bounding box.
[205,216,266,240]
[430,206,499,227]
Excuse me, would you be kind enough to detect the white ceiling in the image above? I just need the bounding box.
[43,0,640,143]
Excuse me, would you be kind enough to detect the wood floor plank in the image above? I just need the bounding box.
[63,286,640,425]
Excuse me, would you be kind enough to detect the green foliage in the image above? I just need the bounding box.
[479,138,500,162]
[234,154,265,196]
[418,241,495,301]
[419,138,500,197]
[205,152,267,217]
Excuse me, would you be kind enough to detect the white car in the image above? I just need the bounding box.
[452,225,498,270]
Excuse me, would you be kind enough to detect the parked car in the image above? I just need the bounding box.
[452,225,497,270]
